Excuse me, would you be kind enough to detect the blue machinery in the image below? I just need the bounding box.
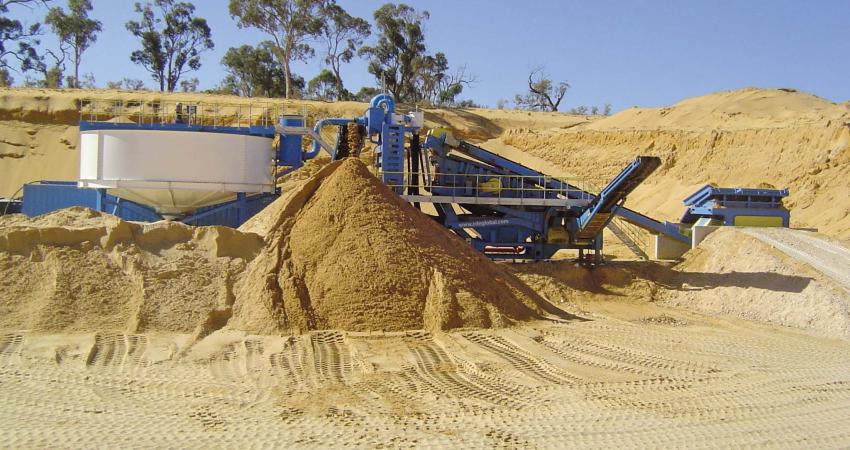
[285,94,692,263]
[15,94,791,264]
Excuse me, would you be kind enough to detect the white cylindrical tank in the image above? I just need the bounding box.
[79,129,275,214]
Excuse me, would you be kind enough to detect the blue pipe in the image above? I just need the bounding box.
[305,117,352,159]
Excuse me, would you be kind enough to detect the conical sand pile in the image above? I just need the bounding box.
[230,158,552,333]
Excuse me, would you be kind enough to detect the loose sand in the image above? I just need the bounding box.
[0,87,587,199]
[0,207,262,334]
[498,88,850,240]
[659,227,850,339]
[2,301,849,448]
[231,158,555,333]
[2,86,850,447]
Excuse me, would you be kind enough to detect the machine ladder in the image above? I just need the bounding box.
[607,218,649,260]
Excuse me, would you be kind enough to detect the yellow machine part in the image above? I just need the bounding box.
[547,225,569,243]
[478,178,502,194]
[429,128,449,139]
[428,128,459,146]
[733,215,784,227]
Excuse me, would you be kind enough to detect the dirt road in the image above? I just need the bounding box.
[742,228,850,294]
[2,304,849,448]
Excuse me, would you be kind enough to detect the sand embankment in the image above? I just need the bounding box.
[499,88,850,239]
[661,227,850,340]
[0,87,588,198]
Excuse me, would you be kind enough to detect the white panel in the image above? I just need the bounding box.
[78,129,274,213]
[79,132,100,181]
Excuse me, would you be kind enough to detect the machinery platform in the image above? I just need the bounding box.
[400,195,591,207]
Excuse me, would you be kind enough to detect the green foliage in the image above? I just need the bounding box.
[359,3,474,105]
[77,71,95,88]
[220,41,306,97]
[126,0,213,92]
[307,68,346,101]
[45,0,102,88]
[228,0,324,99]
[0,0,45,78]
[107,77,146,90]
[352,86,381,102]
[319,2,369,100]
[358,3,427,102]
[0,67,12,86]
[179,76,197,92]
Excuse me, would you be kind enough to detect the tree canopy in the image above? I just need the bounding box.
[0,0,46,85]
[45,0,102,88]
[318,2,369,100]
[228,0,324,99]
[221,41,294,97]
[360,3,474,105]
[514,67,569,112]
[126,0,213,92]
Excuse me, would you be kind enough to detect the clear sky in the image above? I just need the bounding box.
[9,0,850,110]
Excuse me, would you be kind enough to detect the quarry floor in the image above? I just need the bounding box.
[2,299,850,449]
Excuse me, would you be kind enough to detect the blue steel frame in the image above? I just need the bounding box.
[680,185,790,226]
[22,181,276,227]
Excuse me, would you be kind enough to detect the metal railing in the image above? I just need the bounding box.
[380,170,599,202]
[78,98,310,129]
[609,216,649,259]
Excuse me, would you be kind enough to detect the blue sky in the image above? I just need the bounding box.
[9,0,850,110]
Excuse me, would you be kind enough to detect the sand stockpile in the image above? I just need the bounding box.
[230,158,555,333]
[661,227,850,340]
[0,207,262,333]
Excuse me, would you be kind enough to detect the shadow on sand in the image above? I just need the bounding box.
[617,260,814,294]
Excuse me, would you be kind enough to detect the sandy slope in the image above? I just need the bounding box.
[2,303,849,448]
[499,88,850,239]
[2,87,850,447]
[659,228,850,340]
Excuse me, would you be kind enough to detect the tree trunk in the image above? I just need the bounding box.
[283,58,292,99]
[334,70,344,101]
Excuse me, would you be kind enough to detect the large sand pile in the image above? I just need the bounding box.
[0,160,560,335]
[230,158,553,333]
[0,207,262,333]
[499,88,850,239]
[660,227,850,339]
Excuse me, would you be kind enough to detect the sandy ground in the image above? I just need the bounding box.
[742,228,850,294]
[2,87,850,447]
[2,301,850,448]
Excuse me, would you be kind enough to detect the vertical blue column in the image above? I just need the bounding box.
[235,192,247,226]
[279,115,304,171]
[380,123,405,194]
